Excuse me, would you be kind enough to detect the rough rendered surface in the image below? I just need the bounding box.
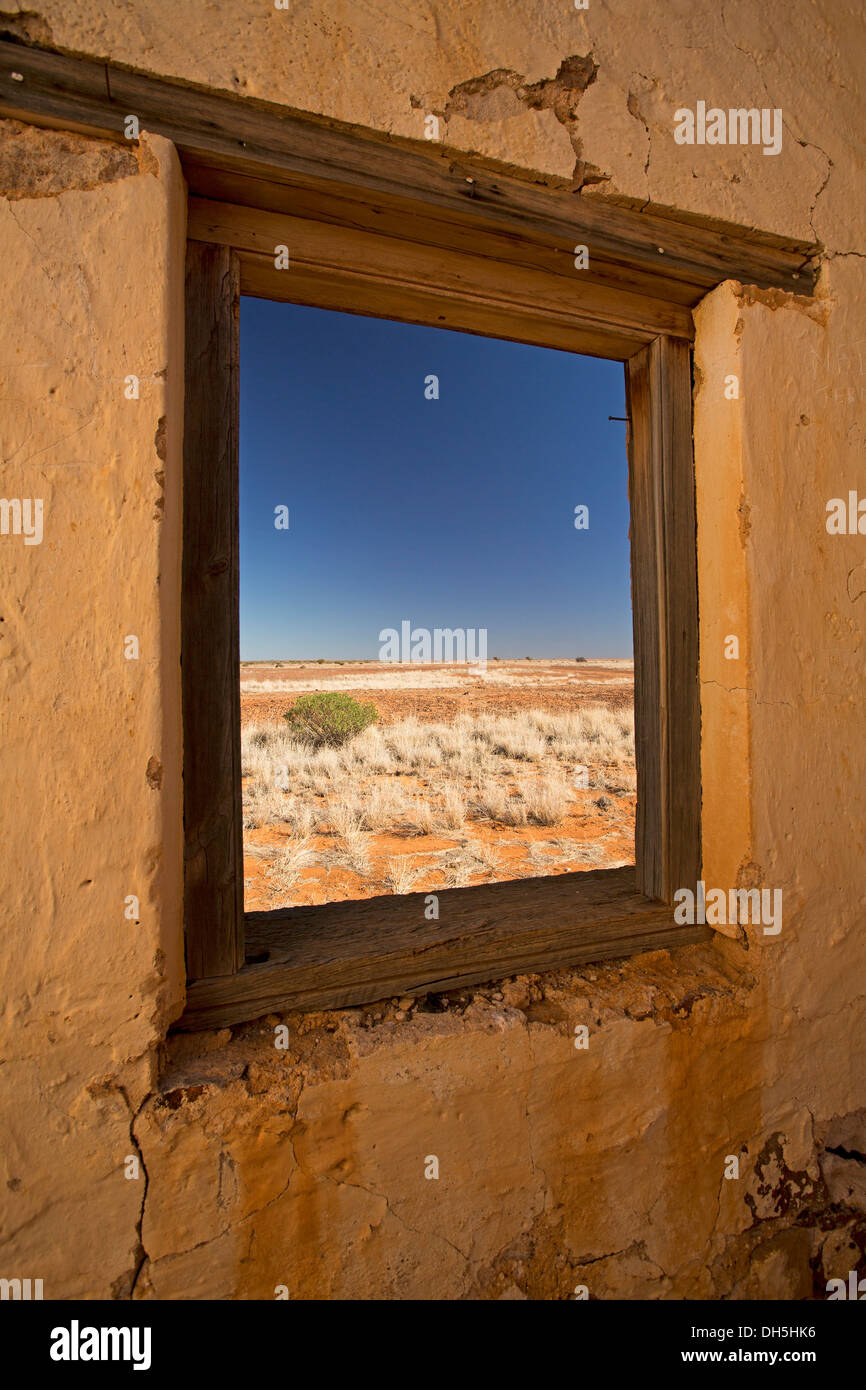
[0,1,864,1299]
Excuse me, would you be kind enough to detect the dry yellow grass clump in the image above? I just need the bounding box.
[241,706,635,908]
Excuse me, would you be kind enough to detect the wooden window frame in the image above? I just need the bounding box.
[180,244,705,1028]
[0,39,818,1030]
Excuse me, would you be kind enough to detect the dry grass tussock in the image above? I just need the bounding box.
[241,705,634,903]
[242,706,632,784]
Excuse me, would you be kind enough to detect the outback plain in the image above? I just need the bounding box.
[240,658,636,911]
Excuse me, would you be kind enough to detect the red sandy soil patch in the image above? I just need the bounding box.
[242,796,634,914]
[240,661,636,914]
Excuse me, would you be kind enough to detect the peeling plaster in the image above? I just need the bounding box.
[0,119,139,200]
[444,54,609,188]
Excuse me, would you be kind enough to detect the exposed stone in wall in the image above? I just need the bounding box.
[0,118,138,199]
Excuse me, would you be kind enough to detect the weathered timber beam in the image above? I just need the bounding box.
[0,39,818,298]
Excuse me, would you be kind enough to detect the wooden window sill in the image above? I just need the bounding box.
[177,865,710,1030]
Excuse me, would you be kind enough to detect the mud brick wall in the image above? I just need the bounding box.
[0,1,864,1299]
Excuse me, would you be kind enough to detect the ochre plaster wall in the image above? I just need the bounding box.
[0,1,863,1299]
[0,122,187,1297]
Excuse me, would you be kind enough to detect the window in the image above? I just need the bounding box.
[180,229,705,1028]
[70,59,806,1028]
[238,300,637,921]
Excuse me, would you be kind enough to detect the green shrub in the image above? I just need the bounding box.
[283,692,377,747]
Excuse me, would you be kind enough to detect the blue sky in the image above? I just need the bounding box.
[239,298,633,660]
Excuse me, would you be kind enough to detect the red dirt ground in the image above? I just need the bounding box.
[240,660,636,912]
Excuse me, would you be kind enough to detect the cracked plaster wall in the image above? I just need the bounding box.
[0,120,186,1298]
[0,1,864,1300]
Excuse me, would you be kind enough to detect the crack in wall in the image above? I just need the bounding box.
[626,78,654,186]
[284,1092,475,1277]
[827,1144,866,1165]
[718,6,832,255]
[795,135,832,243]
[116,1084,149,1301]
